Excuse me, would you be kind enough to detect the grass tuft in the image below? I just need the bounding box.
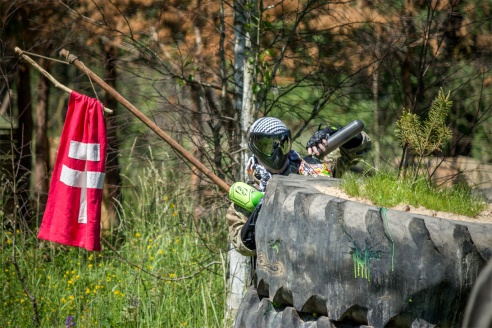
[340,170,487,217]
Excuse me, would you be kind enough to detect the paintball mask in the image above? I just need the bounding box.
[248,117,292,172]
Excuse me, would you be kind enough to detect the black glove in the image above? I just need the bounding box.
[306,125,363,151]
[306,125,338,151]
[240,199,263,251]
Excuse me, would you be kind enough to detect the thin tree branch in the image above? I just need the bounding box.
[14,47,113,114]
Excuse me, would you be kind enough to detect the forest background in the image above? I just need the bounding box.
[0,0,491,327]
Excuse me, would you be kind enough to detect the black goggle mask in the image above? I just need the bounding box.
[249,132,292,160]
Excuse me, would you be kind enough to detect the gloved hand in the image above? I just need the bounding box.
[240,199,263,251]
[306,125,338,157]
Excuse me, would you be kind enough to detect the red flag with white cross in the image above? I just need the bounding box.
[38,91,107,251]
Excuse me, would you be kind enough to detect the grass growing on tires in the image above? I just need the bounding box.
[340,170,487,217]
[0,159,228,328]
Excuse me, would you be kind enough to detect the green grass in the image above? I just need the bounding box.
[340,170,487,217]
[0,159,228,327]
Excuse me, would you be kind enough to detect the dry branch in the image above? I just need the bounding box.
[14,47,113,114]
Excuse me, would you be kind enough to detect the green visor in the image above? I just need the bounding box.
[249,132,292,170]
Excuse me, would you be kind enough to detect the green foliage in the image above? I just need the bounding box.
[340,170,487,217]
[395,89,453,160]
[395,89,454,179]
[0,159,227,327]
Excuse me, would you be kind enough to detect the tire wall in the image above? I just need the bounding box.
[237,175,492,328]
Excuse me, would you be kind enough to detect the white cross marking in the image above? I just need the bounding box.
[60,141,105,224]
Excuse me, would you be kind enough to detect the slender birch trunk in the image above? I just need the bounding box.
[226,0,258,323]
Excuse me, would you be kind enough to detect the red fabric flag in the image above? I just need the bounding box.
[38,91,107,251]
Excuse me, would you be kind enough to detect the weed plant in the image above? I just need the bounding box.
[355,89,486,217]
[341,170,487,217]
[1,157,228,327]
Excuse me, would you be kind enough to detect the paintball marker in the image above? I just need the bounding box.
[319,119,365,154]
[229,120,365,212]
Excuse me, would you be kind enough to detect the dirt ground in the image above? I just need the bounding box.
[315,185,492,224]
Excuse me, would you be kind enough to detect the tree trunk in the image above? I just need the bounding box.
[233,0,248,181]
[34,58,51,217]
[102,46,122,230]
[16,62,33,226]
[189,84,205,212]
[238,0,257,182]
[0,90,12,115]
[190,1,206,200]
[226,0,258,323]
[372,35,380,170]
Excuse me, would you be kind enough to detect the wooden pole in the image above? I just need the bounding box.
[58,49,231,193]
